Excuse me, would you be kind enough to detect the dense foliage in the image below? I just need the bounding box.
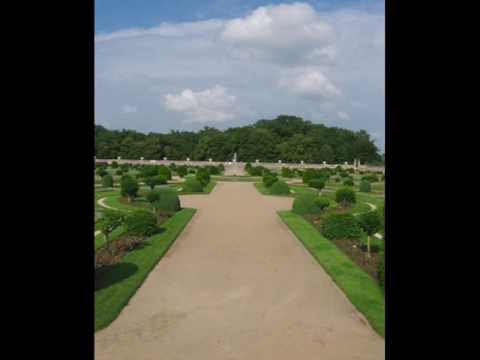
[359,180,372,193]
[263,172,278,188]
[292,194,324,215]
[183,179,204,193]
[151,189,181,213]
[95,115,382,164]
[321,213,362,240]
[270,180,290,195]
[308,178,326,190]
[335,187,356,206]
[101,174,114,187]
[124,210,158,237]
[120,175,139,201]
[196,168,211,186]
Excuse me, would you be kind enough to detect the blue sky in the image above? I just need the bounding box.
[95,1,385,150]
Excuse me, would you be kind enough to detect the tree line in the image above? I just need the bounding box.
[95,115,383,164]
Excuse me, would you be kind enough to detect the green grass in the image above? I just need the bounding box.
[279,211,385,337]
[95,208,196,332]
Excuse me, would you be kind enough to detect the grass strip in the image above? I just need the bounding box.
[95,208,196,332]
[278,210,385,337]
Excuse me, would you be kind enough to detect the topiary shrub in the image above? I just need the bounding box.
[308,178,326,190]
[158,166,172,181]
[339,171,348,178]
[321,213,362,240]
[314,196,330,211]
[152,189,181,213]
[335,187,356,207]
[359,180,372,192]
[145,175,167,190]
[102,174,114,187]
[292,194,323,215]
[177,166,188,178]
[343,178,354,186]
[196,168,211,186]
[270,180,290,195]
[358,210,382,235]
[248,166,264,176]
[124,210,158,237]
[263,173,277,188]
[120,175,139,202]
[281,167,294,178]
[183,178,204,193]
[111,161,118,169]
[115,169,123,176]
[97,168,108,178]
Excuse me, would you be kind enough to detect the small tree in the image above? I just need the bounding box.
[124,210,158,237]
[146,190,160,213]
[97,210,124,253]
[158,166,172,180]
[96,168,108,178]
[335,187,356,207]
[102,174,114,187]
[145,175,167,190]
[314,196,330,211]
[177,166,188,178]
[358,210,382,257]
[308,178,326,190]
[120,175,139,202]
[196,168,211,186]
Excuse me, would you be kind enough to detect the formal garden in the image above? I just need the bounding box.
[94,162,224,331]
[247,162,386,336]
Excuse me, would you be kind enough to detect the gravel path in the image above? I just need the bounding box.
[95,182,384,360]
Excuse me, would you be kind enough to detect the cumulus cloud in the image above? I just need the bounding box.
[164,85,236,122]
[95,2,385,149]
[279,70,340,100]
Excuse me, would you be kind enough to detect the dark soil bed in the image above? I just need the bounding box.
[304,213,380,281]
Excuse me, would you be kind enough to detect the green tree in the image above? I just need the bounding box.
[97,211,124,253]
[120,175,139,202]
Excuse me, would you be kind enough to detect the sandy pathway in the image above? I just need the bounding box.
[95,182,384,360]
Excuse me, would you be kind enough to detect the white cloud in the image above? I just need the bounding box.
[337,111,351,120]
[122,105,137,113]
[279,70,340,100]
[164,85,236,122]
[95,3,384,149]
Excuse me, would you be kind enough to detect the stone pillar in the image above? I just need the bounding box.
[344,161,348,165]
[117,156,121,160]
[140,157,144,161]
[186,157,190,162]
[323,161,327,165]
[256,159,259,163]
[209,158,212,162]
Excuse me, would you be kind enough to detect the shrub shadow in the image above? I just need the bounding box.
[95,262,139,291]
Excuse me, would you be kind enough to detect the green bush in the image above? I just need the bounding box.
[205,165,220,175]
[308,178,326,190]
[343,178,354,186]
[335,187,356,207]
[358,210,382,235]
[334,177,340,183]
[169,163,177,172]
[97,168,108,178]
[151,189,181,213]
[124,210,158,237]
[339,172,348,178]
[314,196,330,211]
[292,194,323,215]
[158,166,172,181]
[359,180,372,192]
[196,168,211,186]
[359,232,383,252]
[145,175,167,190]
[177,166,188,178]
[140,165,159,178]
[120,175,139,201]
[270,180,290,195]
[321,213,362,240]
[263,173,277,188]
[146,190,160,204]
[111,161,118,169]
[102,174,114,187]
[281,167,294,178]
[183,178,204,193]
[245,163,252,172]
[115,169,123,176]
[120,164,129,172]
[248,166,264,176]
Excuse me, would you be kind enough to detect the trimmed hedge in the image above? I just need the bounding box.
[102,174,114,187]
[183,178,204,193]
[308,178,326,190]
[359,180,372,192]
[270,180,290,195]
[152,189,181,213]
[196,168,211,186]
[335,187,356,206]
[124,210,158,237]
[321,212,362,240]
[292,194,323,215]
[263,173,278,188]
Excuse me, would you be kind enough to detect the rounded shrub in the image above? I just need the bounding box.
[314,196,330,211]
[120,175,139,201]
[281,167,294,178]
[362,174,379,182]
[196,168,211,186]
[115,169,124,176]
[152,189,181,213]
[124,210,158,237]
[263,173,277,188]
[359,180,372,193]
[270,180,290,195]
[292,194,323,215]
[146,190,160,204]
[343,178,354,186]
[308,178,326,190]
[358,210,382,236]
[177,166,188,178]
[334,177,341,183]
[321,213,362,240]
[183,178,204,193]
[96,168,108,178]
[335,187,356,207]
[111,161,118,169]
[102,174,114,187]
[158,166,172,180]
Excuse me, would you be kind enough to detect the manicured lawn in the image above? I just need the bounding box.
[279,211,385,337]
[95,208,196,332]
